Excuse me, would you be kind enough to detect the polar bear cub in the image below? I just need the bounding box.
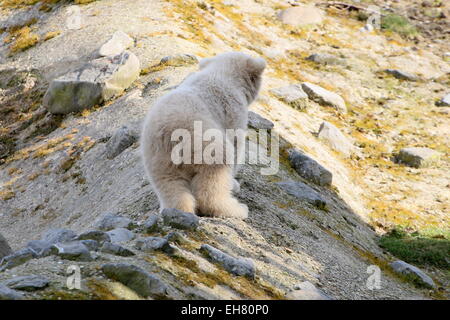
[141,52,266,219]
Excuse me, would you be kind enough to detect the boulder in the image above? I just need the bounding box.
[0,233,12,259]
[44,51,140,114]
[385,69,419,81]
[270,84,308,110]
[395,147,441,168]
[0,284,24,300]
[105,126,138,159]
[306,53,345,66]
[0,248,35,272]
[51,242,93,261]
[42,228,77,244]
[100,242,135,257]
[301,82,347,113]
[135,237,174,254]
[99,31,134,57]
[76,230,111,244]
[106,228,135,243]
[248,111,274,130]
[276,181,327,210]
[101,263,169,298]
[161,208,199,230]
[317,121,354,157]
[95,213,134,231]
[142,214,160,233]
[390,261,436,289]
[288,149,332,186]
[2,275,49,291]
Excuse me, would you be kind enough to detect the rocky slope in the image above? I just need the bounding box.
[0,0,448,299]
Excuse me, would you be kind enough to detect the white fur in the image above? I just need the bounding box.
[141,52,266,218]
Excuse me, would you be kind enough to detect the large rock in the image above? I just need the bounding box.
[200,244,255,278]
[95,213,134,231]
[101,263,169,298]
[270,84,308,110]
[51,242,93,261]
[248,111,274,130]
[0,233,12,259]
[105,126,138,159]
[142,214,161,233]
[395,147,441,168]
[161,208,199,230]
[99,31,134,57]
[0,284,24,300]
[76,230,111,244]
[390,261,436,289]
[301,82,347,113]
[0,248,35,272]
[2,275,49,291]
[277,6,324,26]
[288,149,332,186]
[276,181,327,210]
[317,121,354,158]
[106,228,135,243]
[286,281,332,300]
[26,240,53,257]
[44,51,140,114]
[100,242,135,257]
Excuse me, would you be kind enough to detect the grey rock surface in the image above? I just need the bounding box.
[106,228,135,243]
[100,242,135,257]
[301,82,347,113]
[105,126,138,159]
[26,240,53,257]
[385,69,419,81]
[99,31,134,57]
[276,181,327,210]
[143,214,160,233]
[135,237,174,254]
[248,111,274,130]
[42,228,77,245]
[95,213,134,231]
[0,248,35,271]
[77,230,111,244]
[288,149,332,186]
[390,261,436,289]
[51,242,93,261]
[102,263,169,298]
[0,233,12,259]
[44,51,140,114]
[161,208,199,230]
[200,244,255,278]
[306,53,345,66]
[0,284,24,300]
[2,275,49,291]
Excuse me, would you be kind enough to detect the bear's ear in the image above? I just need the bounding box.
[199,57,213,69]
[246,57,266,75]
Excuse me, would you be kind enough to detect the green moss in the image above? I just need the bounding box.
[381,14,418,38]
[379,227,450,269]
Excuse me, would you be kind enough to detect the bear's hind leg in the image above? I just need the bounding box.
[153,176,196,214]
[191,165,248,219]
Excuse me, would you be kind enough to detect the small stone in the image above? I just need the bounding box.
[200,244,255,278]
[306,53,345,66]
[390,260,436,289]
[0,284,24,300]
[395,147,441,168]
[101,263,169,298]
[135,237,174,254]
[99,31,134,57]
[276,181,327,210]
[160,54,198,66]
[95,213,134,231]
[143,214,160,233]
[161,208,199,230]
[288,149,332,186]
[317,121,354,158]
[385,69,419,81]
[105,126,138,159]
[42,228,77,244]
[0,248,35,272]
[77,230,111,244]
[0,233,12,259]
[270,84,308,110]
[436,93,450,107]
[51,242,93,261]
[100,242,135,257]
[106,228,135,243]
[44,51,140,114]
[286,281,332,300]
[3,275,49,291]
[301,82,347,113]
[277,6,324,26]
[26,240,53,257]
[248,111,274,130]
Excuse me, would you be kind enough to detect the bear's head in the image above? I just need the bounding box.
[200,52,266,104]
